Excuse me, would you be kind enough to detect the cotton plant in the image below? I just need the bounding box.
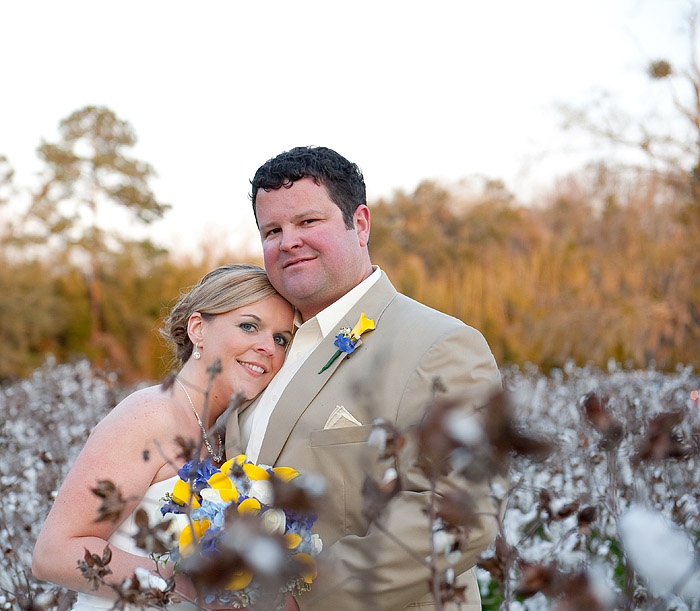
[3,357,700,610]
[0,357,127,609]
[476,363,700,610]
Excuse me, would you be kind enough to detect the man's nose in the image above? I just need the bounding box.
[280,228,302,251]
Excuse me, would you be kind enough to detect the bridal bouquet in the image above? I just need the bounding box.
[159,455,322,609]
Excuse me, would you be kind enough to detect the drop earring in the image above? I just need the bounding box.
[193,343,201,360]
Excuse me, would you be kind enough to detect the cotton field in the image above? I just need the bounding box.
[1,358,699,610]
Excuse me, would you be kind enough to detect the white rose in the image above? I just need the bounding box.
[309,533,323,555]
[200,488,224,504]
[248,479,274,506]
[261,508,286,535]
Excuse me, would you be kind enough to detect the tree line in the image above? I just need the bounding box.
[2,157,698,381]
[370,169,699,372]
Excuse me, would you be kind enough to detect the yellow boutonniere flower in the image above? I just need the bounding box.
[350,312,375,339]
[318,312,375,374]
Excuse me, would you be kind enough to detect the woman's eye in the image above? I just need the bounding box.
[274,334,289,347]
[240,322,257,332]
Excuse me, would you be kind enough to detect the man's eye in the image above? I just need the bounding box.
[264,228,281,238]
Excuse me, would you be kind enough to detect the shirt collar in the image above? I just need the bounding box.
[294,266,381,338]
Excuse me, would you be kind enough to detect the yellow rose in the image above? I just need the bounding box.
[350,312,375,340]
[171,479,200,509]
[242,462,270,481]
[178,519,210,557]
[207,471,238,503]
[220,454,246,476]
[226,568,253,590]
[272,466,300,482]
[284,533,302,549]
[238,497,261,515]
[295,553,317,583]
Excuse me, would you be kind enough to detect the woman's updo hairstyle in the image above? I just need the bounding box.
[162,264,283,365]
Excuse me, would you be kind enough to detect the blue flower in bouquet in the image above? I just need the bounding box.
[178,459,219,494]
[160,455,322,608]
[192,498,227,531]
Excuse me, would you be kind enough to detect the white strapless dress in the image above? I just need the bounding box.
[72,476,196,610]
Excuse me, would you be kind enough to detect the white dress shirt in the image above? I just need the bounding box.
[243,266,381,463]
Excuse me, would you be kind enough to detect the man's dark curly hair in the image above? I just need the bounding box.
[250,146,366,230]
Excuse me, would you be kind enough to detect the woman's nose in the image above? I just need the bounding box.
[255,335,276,356]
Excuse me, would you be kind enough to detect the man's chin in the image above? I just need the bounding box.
[278,276,319,299]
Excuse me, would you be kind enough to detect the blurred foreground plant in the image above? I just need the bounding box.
[476,363,700,610]
[8,358,700,610]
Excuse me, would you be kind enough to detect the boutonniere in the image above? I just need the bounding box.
[318,312,375,374]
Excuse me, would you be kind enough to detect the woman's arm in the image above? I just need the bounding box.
[32,387,187,598]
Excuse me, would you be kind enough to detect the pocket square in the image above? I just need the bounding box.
[324,405,362,430]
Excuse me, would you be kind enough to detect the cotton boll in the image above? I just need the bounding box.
[490,481,506,501]
[619,506,700,600]
[588,562,617,608]
[134,567,168,591]
[432,529,454,555]
[297,472,327,497]
[443,410,484,446]
[246,537,286,575]
[368,426,387,454]
[381,467,398,486]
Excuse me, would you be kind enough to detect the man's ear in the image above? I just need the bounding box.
[187,312,205,345]
[353,205,371,247]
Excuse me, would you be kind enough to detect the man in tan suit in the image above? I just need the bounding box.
[225,146,504,610]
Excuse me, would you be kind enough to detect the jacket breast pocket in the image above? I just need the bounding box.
[309,424,373,447]
[308,424,379,538]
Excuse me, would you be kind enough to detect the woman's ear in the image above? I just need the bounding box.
[187,312,204,346]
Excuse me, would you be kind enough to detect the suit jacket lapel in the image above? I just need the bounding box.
[257,272,397,465]
[223,396,257,458]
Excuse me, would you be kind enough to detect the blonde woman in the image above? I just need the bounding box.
[33,264,294,610]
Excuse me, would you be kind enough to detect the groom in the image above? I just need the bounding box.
[225,146,504,610]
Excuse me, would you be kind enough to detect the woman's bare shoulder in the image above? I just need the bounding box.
[90,384,179,438]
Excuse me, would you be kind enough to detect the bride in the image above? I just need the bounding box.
[32,264,294,610]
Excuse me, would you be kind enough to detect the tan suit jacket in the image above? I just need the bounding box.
[225,273,503,610]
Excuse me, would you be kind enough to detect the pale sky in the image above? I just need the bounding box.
[0,0,688,258]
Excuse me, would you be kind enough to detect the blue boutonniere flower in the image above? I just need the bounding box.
[318,312,375,374]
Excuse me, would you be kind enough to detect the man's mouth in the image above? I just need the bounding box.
[283,257,314,269]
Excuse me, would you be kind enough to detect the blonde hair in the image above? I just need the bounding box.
[161,264,284,364]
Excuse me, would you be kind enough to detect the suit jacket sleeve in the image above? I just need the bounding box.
[299,324,504,611]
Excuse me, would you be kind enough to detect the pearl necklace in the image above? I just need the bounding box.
[175,377,223,462]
